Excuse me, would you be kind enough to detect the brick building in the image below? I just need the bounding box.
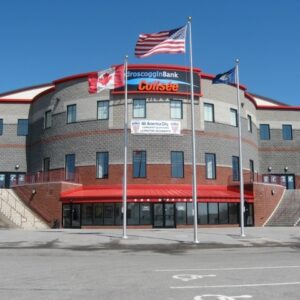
[0,64,298,228]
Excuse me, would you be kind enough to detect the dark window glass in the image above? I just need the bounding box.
[17,119,28,136]
[170,100,183,119]
[133,99,146,118]
[140,203,151,225]
[219,203,229,224]
[115,203,123,225]
[96,152,109,178]
[260,124,270,140]
[176,203,187,225]
[94,204,103,225]
[282,124,293,140]
[229,203,238,224]
[82,204,93,225]
[230,108,238,127]
[65,154,75,181]
[208,203,218,224]
[43,158,50,172]
[232,156,240,181]
[103,203,114,225]
[67,104,76,123]
[133,150,146,178]
[127,203,139,225]
[62,204,72,228]
[204,103,214,122]
[205,153,216,179]
[97,101,109,120]
[198,203,208,224]
[249,159,254,181]
[171,151,184,178]
[0,119,3,135]
[44,110,52,128]
[187,202,193,224]
[247,115,252,132]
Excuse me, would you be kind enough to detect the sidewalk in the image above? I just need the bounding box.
[0,227,299,251]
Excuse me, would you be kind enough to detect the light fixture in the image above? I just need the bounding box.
[32,189,36,195]
[15,164,20,170]
[267,166,272,172]
[271,189,275,196]
[284,166,288,172]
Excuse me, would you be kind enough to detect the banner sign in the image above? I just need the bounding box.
[131,120,181,135]
[113,66,201,95]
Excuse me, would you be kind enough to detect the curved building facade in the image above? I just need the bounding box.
[0,64,299,228]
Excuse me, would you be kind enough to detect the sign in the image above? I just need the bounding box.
[113,66,201,95]
[131,120,181,135]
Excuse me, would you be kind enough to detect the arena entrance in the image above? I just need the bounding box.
[153,202,176,228]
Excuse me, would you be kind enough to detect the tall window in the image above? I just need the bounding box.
[17,119,28,136]
[133,150,146,178]
[44,110,52,129]
[232,156,240,181]
[204,103,214,122]
[43,157,50,172]
[170,100,183,119]
[282,124,293,140]
[0,119,3,135]
[171,151,184,178]
[65,154,75,181]
[96,152,109,178]
[260,124,270,140]
[230,108,238,127]
[97,101,109,120]
[249,159,254,181]
[67,104,76,123]
[247,115,252,132]
[133,99,146,118]
[205,153,216,179]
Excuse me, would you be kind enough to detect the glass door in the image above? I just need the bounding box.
[71,204,81,228]
[153,203,176,228]
[153,203,164,227]
[164,203,175,227]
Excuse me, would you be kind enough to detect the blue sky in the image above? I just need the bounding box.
[0,0,299,105]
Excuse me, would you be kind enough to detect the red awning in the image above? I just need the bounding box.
[60,184,254,203]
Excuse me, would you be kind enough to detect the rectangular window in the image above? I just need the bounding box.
[208,203,219,224]
[94,204,103,225]
[260,124,270,140]
[176,203,187,225]
[17,119,28,136]
[140,203,151,225]
[282,124,293,140]
[170,100,183,119]
[65,154,75,181]
[232,156,240,181]
[247,115,252,132]
[133,150,146,178]
[0,119,3,135]
[44,110,52,128]
[205,153,216,179]
[43,157,50,172]
[96,152,109,178]
[219,203,229,224]
[204,103,214,122]
[230,108,238,127]
[198,203,208,224]
[97,101,109,120]
[67,104,76,123]
[171,151,184,178]
[133,99,146,118]
[82,204,93,225]
[127,203,140,225]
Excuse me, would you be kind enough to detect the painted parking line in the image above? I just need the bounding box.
[170,281,300,289]
[155,265,300,272]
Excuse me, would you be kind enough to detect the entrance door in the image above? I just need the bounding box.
[153,203,175,228]
[71,204,81,228]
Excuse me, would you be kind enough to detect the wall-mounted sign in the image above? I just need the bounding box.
[113,66,201,96]
[131,120,181,135]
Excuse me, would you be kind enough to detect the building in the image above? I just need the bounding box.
[0,64,298,228]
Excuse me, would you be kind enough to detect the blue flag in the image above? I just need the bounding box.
[212,67,236,84]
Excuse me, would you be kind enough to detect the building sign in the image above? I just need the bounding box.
[113,66,201,95]
[131,120,181,135]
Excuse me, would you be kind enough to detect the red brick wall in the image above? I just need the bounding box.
[13,182,81,227]
[253,183,285,226]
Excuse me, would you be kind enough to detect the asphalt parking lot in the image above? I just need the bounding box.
[0,227,299,300]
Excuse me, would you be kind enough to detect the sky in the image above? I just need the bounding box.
[0,0,299,106]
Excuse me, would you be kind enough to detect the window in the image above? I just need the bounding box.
[208,203,218,224]
[232,156,240,181]
[176,203,187,225]
[170,100,183,119]
[205,153,216,179]
[17,119,28,136]
[0,119,3,135]
[43,157,50,181]
[67,104,76,123]
[247,115,252,132]
[230,108,238,127]
[65,154,75,181]
[44,110,52,129]
[133,99,146,118]
[96,152,109,178]
[219,203,229,224]
[133,150,146,178]
[171,151,184,178]
[282,124,293,140]
[204,103,214,122]
[260,124,270,140]
[97,101,109,120]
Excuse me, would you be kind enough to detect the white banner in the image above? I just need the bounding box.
[131,120,181,135]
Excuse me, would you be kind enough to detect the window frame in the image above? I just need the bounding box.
[204,103,215,122]
[230,108,238,127]
[65,154,76,181]
[260,124,270,140]
[17,119,29,136]
[232,156,240,181]
[66,104,77,124]
[0,119,3,135]
[247,114,252,133]
[205,153,216,179]
[133,99,146,118]
[282,124,293,140]
[170,99,183,119]
[96,152,109,179]
[44,110,52,129]
[171,151,184,178]
[97,100,109,120]
[133,150,147,178]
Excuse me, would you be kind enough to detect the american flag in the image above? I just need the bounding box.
[135,25,187,58]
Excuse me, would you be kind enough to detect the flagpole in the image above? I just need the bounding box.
[188,17,199,244]
[235,59,245,237]
[122,55,128,239]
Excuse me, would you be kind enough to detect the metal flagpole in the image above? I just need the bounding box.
[122,55,128,239]
[235,59,245,237]
[188,17,199,243]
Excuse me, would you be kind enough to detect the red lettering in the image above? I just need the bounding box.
[137,80,178,92]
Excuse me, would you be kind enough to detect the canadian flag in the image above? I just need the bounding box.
[88,65,124,93]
